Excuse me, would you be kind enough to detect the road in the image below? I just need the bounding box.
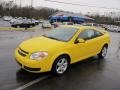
[0,30,120,90]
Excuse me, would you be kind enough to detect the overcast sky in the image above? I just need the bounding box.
[4,0,120,14]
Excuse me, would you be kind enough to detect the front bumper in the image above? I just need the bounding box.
[16,60,41,72]
[15,49,52,73]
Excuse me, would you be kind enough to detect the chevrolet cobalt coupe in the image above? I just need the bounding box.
[15,26,110,74]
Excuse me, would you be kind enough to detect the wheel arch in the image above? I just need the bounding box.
[103,43,108,48]
[54,53,71,64]
[98,43,108,58]
[51,53,71,71]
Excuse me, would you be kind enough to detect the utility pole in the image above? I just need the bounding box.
[20,0,22,17]
[13,0,16,17]
[20,0,22,8]
[31,0,33,20]
[14,0,16,4]
[8,0,14,16]
[31,0,33,8]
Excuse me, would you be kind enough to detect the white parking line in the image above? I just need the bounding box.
[15,75,50,90]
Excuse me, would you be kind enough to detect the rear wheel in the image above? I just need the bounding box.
[98,45,108,58]
[52,56,70,75]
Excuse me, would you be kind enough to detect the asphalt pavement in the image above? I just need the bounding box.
[0,30,120,90]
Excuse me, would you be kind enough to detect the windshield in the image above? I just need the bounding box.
[43,27,78,42]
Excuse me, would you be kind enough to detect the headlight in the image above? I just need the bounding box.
[30,52,48,60]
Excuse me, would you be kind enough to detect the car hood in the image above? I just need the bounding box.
[19,36,66,53]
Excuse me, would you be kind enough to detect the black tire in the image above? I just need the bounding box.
[98,45,108,58]
[52,56,70,75]
[17,25,20,28]
[29,25,33,28]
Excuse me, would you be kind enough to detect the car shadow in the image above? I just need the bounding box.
[65,56,106,77]
[16,69,50,83]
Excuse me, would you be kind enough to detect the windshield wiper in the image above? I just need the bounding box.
[47,36,60,40]
[42,35,63,41]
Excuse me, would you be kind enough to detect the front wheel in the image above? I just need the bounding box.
[52,56,69,75]
[98,46,108,58]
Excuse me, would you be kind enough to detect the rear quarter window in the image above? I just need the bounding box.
[94,30,103,37]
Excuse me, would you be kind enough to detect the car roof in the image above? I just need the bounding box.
[61,25,106,33]
[61,25,96,30]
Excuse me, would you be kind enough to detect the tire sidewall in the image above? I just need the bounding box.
[98,46,108,58]
[52,56,70,75]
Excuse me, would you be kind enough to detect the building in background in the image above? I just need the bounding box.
[49,11,94,24]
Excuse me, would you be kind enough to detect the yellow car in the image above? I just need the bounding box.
[15,26,110,74]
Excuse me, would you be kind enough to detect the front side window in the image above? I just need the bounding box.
[78,29,103,40]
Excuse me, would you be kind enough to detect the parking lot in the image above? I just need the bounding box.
[0,18,10,27]
[0,28,120,90]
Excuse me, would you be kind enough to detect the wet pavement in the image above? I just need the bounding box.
[0,30,120,90]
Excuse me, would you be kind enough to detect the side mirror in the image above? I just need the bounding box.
[77,38,85,43]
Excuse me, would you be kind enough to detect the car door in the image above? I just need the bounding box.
[78,29,97,60]
[70,29,101,63]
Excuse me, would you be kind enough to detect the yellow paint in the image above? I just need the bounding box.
[15,25,110,73]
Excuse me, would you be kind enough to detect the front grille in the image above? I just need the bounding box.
[18,48,29,57]
[18,50,26,57]
[19,48,29,54]
[16,60,22,66]
[24,66,41,71]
